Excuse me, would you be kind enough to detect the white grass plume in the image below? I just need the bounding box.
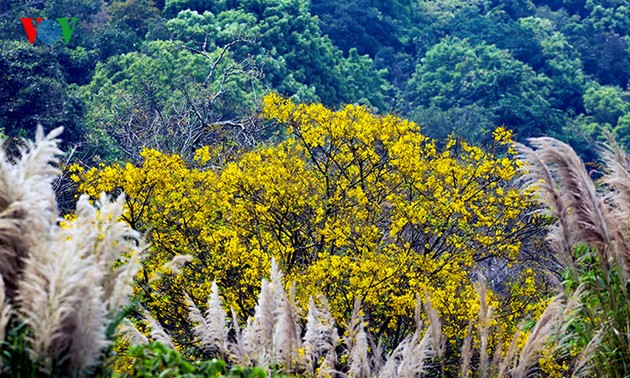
[369,336,385,374]
[0,273,11,343]
[344,298,370,378]
[16,192,145,373]
[474,274,492,378]
[517,137,629,269]
[423,295,445,362]
[304,296,320,373]
[242,316,261,366]
[304,296,339,374]
[229,307,251,366]
[17,202,105,373]
[90,193,147,315]
[379,297,442,377]
[514,295,563,378]
[163,254,193,275]
[0,127,147,375]
[459,321,473,378]
[251,277,274,364]
[315,295,338,377]
[489,332,506,377]
[497,323,523,377]
[599,134,630,276]
[304,297,331,375]
[186,281,229,357]
[515,140,575,264]
[141,308,174,348]
[273,282,302,371]
[571,328,603,378]
[0,126,62,299]
[186,293,209,340]
[119,318,149,346]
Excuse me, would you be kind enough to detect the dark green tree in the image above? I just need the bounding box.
[406,36,563,138]
[0,40,85,146]
[165,0,389,110]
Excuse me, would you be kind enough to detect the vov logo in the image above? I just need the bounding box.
[20,18,78,46]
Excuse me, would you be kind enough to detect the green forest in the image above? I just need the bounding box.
[1,0,630,377]
[4,0,630,163]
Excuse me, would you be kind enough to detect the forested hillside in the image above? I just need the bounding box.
[2,0,630,161]
[1,1,630,377]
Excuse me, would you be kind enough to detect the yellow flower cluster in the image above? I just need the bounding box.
[538,343,569,378]
[71,94,541,348]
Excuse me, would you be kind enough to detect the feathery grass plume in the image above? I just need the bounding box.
[517,137,629,269]
[119,318,149,346]
[16,198,105,373]
[514,140,575,265]
[270,257,288,362]
[474,274,492,378]
[88,193,146,315]
[379,296,442,377]
[315,295,338,377]
[185,293,210,342]
[187,281,230,357]
[304,296,320,374]
[489,332,506,377]
[556,284,583,337]
[205,281,229,353]
[378,341,399,378]
[344,298,370,378]
[242,316,261,366]
[0,126,148,375]
[229,307,246,364]
[250,277,274,365]
[17,192,146,374]
[571,328,603,378]
[400,324,433,376]
[140,308,174,348]
[459,321,473,378]
[230,306,260,367]
[269,257,283,298]
[496,323,523,378]
[599,133,630,276]
[369,337,385,375]
[0,273,11,343]
[423,295,445,363]
[148,254,193,285]
[273,282,302,372]
[513,295,563,378]
[105,244,144,315]
[304,295,339,375]
[551,285,589,375]
[162,254,193,275]
[518,135,630,376]
[0,126,63,299]
[379,330,414,378]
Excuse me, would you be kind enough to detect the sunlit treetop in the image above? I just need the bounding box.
[72,94,545,354]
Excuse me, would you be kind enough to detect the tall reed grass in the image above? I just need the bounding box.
[0,127,146,377]
[122,257,579,377]
[516,135,630,377]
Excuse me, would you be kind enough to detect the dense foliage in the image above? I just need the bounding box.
[2,0,630,376]
[3,0,630,160]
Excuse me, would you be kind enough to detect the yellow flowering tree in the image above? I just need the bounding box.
[71,94,546,356]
